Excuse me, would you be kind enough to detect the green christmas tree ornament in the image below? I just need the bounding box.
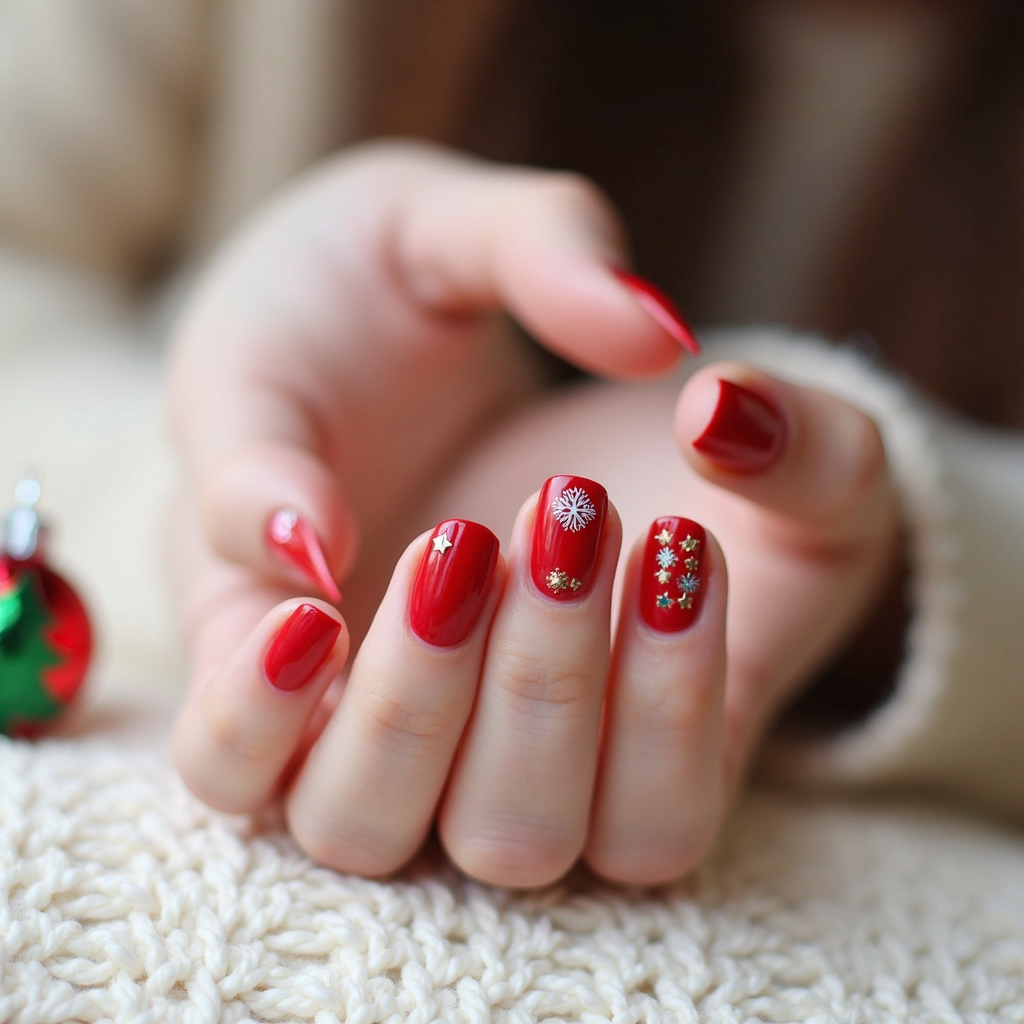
[0,479,92,736]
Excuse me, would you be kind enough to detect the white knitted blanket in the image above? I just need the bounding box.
[3,707,1024,1024]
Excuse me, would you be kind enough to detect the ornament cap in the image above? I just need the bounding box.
[3,477,44,562]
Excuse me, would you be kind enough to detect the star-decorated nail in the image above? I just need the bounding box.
[640,517,707,632]
[531,475,608,601]
[409,519,499,647]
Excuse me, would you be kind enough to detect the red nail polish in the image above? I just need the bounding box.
[612,267,701,355]
[640,517,707,632]
[409,519,499,647]
[264,603,342,693]
[265,508,342,603]
[531,475,608,600]
[692,379,786,472]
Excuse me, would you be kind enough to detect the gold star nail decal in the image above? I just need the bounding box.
[432,533,453,555]
[680,535,700,552]
[655,529,674,546]
[569,578,582,592]
[655,569,672,585]
[678,594,694,610]
[684,557,699,571]
[656,592,674,608]
[546,568,570,593]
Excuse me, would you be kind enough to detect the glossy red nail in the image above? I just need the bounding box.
[265,508,342,603]
[692,379,786,472]
[409,519,499,647]
[612,267,701,355]
[264,603,342,693]
[531,475,608,601]
[640,517,707,632]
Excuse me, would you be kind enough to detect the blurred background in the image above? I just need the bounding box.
[1,0,1022,698]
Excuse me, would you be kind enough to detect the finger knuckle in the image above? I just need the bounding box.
[587,828,714,886]
[359,687,451,755]
[511,170,619,231]
[204,700,278,766]
[447,817,582,888]
[288,811,405,878]
[497,646,597,721]
[625,665,721,739]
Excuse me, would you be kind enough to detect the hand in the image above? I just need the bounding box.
[173,318,899,887]
[167,140,699,879]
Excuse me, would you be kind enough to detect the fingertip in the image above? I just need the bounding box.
[199,443,357,600]
[678,363,891,532]
[174,596,349,815]
[611,267,701,356]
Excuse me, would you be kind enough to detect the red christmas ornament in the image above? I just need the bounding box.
[0,479,92,736]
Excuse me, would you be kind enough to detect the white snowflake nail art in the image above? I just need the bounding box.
[551,486,597,533]
[655,547,678,570]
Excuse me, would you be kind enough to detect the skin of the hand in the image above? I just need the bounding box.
[422,366,899,803]
[166,139,900,886]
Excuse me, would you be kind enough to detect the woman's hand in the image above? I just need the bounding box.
[168,140,899,888]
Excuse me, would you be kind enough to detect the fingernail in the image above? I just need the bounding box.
[640,517,707,632]
[531,475,608,601]
[692,379,786,472]
[612,267,701,355]
[409,519,499,647]
[264,603,342,692]
[265,508,342,603]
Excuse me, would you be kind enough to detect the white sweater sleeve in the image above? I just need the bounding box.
[707,329,1024,824]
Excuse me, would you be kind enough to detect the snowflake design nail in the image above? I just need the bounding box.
[676,573,701,595]
[655,547,678,570]
[551,486,598,533]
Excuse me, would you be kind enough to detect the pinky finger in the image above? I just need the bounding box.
[173,597,349,814]
[586,517,727,885]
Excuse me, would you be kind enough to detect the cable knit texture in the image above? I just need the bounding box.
[3,728,1024,1024]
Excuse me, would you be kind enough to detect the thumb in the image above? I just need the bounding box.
[677,362,894,543]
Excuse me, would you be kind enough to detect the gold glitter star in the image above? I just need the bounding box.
[569,578,582,592]
[654,529,674,546]
[546,569,569,593]
[432,533,453,554]
[678,594,694,610]
[684,557,699,571]
[655,569,672,585]
[680,535,700,552]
